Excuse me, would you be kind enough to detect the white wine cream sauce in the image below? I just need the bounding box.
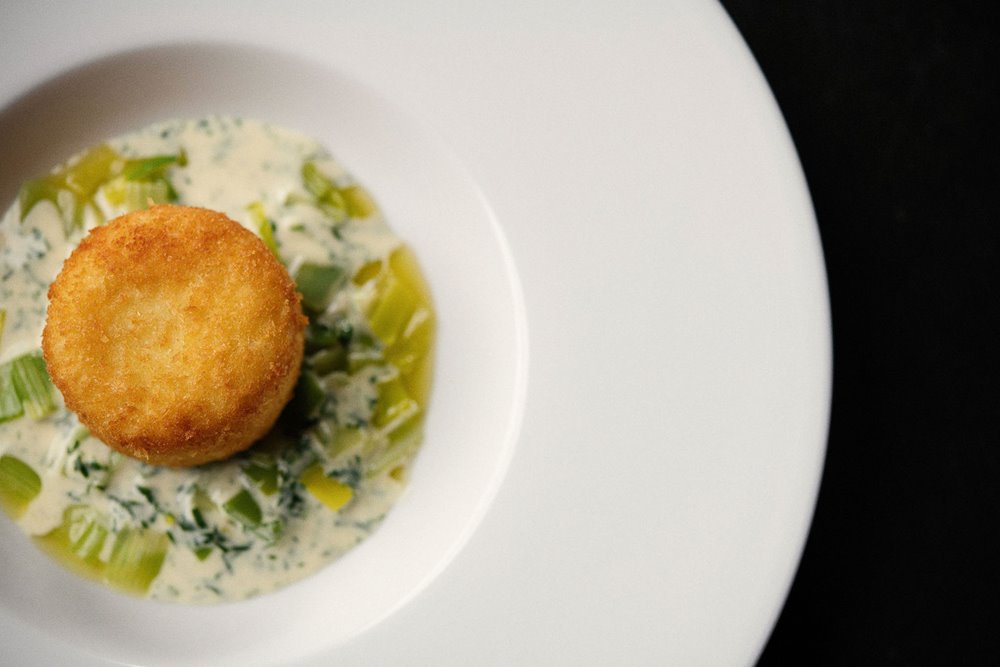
[0,117,432,603]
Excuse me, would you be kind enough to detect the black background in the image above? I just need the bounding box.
[717,2,998,665]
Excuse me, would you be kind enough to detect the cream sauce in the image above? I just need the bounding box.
[0,117,427,603]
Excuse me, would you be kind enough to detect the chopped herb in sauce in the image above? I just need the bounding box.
[0,117,435,603]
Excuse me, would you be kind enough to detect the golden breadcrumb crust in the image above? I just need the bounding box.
[42,204,307,467]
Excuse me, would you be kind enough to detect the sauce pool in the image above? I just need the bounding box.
[0,116,434,603]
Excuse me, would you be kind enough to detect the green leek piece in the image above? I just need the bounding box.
[243,460,279,495]
[122,151,187,181]
[384,308,433,379]
[34,506,109,581]
[301,161,377,219]
[302,161,334,199]
[0,308,6,346]
[305,317,352,352]
[64,145,119,199]
[9,351,56,420]
[367,272,418,348]
[301,161,348,223]
[368,412,425,479]
[0,454,42,516]
[352,258,382,286]
[294,262,346,313]
[17,177,62,223]
[260,217,280,258]
[301,463,353,511]
[327,426,366,460]
[223,488,262,528]
[0,361,24,423]
[305,321,340,351]
[355,246,435,404]
[288,370,325,423]
[308,347,348,376]
[248,201,281,259]
[18,144,118,230]
[109,151,185,208]
[106,528,169,594]
[340,184,376,218]
[318,194,349,223]
[102,177,173,210]
[372,372,420,431]
[66,506,109,561]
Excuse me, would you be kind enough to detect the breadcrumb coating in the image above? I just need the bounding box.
[42,204,307,467]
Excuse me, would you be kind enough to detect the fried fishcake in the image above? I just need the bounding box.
[42,204,307,467]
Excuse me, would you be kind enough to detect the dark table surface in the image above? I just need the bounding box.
[716,2,998,664]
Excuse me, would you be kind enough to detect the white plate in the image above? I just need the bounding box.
[0,2,830,665]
